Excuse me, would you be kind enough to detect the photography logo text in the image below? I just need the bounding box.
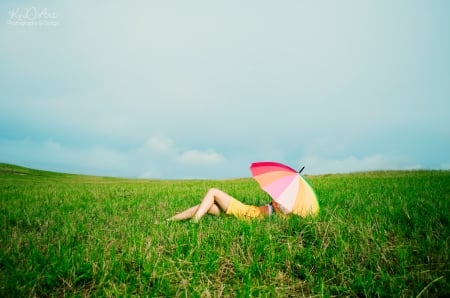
[7,7,59,26]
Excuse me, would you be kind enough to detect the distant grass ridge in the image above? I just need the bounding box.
[1,164,449,296]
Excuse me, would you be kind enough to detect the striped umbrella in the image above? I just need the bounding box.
[250,161,319,217]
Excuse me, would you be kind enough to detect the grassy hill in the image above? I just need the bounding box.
[1,163,449,296]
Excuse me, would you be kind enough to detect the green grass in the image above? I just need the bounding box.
[1,163,449,297]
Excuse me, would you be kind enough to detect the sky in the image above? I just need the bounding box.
[1,1,449,179]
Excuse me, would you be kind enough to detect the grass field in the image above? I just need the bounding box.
[1,163,449,297]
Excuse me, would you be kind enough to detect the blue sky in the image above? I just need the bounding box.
[1,1,449,179]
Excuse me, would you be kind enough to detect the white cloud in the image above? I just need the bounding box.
[137,135,225,166]
[177,149,225,166]
[140,136,176,155]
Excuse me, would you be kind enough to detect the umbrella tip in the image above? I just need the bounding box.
[298,166,305,174]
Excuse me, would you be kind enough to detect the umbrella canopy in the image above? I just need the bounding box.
[250,161,319,217]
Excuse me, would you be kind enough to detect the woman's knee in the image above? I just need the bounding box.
[207,188,221,196]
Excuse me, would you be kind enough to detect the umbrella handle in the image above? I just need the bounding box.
[298,166,305,174]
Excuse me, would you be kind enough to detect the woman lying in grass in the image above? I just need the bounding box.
[167,188,281,222]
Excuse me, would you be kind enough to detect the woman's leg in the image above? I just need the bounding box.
[167,203,221,221]
[192,188,233,222]
[167,205,199,221]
